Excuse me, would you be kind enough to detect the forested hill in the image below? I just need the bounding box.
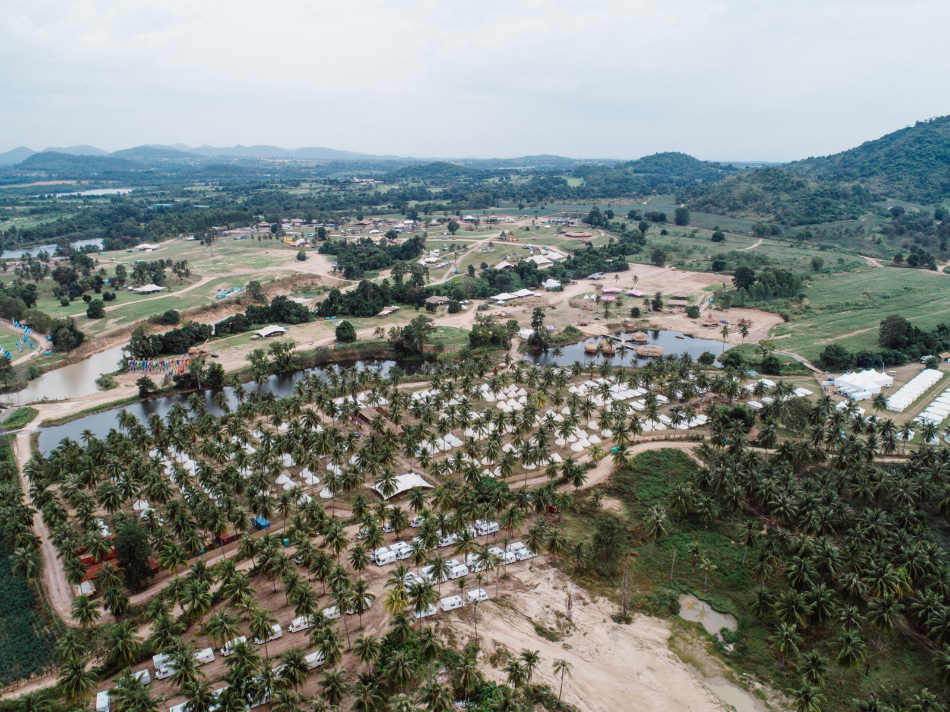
[787,116,950,204]
[573,152,737,195]
[678,167,872,226]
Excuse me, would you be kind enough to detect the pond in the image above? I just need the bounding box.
[5,344,127,406]
[523,329,729,368]
[677,594,738,640]
[3,238,103,260]
[37,358,422,453]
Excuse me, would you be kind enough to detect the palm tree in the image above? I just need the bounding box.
[408,580,438,627]
[277,647,309,691]
[552,658,573,702]
[105,621,143,668]
[353,634,381,671]
[834,631,866,683]
[646,505,668,557]
[59,659,95,704]
[519,649,540,685]
[792,685,825,712]
[319,670,350,708]
[249,607,279,659]
[71,594,100,628]
[769,623,802,667]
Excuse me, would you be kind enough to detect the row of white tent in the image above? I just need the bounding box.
[916,385,950,426]
[492,288,535,302]
[887,369,943,412]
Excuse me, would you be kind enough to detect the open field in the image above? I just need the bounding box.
[772,267,950,359]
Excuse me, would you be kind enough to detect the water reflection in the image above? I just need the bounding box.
[38,359,421,453]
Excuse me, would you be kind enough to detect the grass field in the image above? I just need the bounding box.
[772,268,950,360]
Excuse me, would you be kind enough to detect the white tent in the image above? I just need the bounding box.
[372,473,434,500]
[834,369,892,396]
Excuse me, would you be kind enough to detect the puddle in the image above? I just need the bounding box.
[703,676,768,712]
[678,594,737,640]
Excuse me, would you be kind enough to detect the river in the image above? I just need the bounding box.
[36,358,422,453]
[5,344,127,406]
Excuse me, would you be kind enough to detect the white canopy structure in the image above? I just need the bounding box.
[256,325,287,338]
[834,369,893,397]
[372,473,434,500]
[887,369,943,412]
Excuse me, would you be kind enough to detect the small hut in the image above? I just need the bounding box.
[630,331,649,343]
[636,345,664,358]
[584,341,598,354]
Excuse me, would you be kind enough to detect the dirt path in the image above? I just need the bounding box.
[13,429,79,627]
[860,255,883,267]
[738,238,763,251]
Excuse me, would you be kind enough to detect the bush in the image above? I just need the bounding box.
[818,343,855,372]
[674,206,690,226]
[102,291,117,302]
[86,300,105,319]
[698,351,716,366]
[760,354,783,374]
[335,320,357,343]
[150,309,181,326]
[447,300,461,314]
[296,250,307,262]
[630,306,641,318]
[136,376,156,398]
[95,374,117,390]
[719,349,744,369]
[685,305,700,318]
[711,231,725,242]
[59,297,69,307]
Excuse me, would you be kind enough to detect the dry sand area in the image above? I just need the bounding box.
[447,565,772,712]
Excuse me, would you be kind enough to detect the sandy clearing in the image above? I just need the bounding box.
[447,565,758,712]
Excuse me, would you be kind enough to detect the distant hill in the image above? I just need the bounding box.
[386,161,479,180]
[679,166,871,226]
[573,152,737,194]
[180,144,400,161]
[41,145,108,156]
[0,147,35,166]
[110,145,203,161]
[16,151,136,175]
[787,116,950,204]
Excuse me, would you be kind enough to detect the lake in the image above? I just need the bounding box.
[3,238,104,260]
[523,329,728,367]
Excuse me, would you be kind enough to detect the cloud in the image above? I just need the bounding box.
[1,0,948,160]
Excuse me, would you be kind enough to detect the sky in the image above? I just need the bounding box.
[2,0,949,162]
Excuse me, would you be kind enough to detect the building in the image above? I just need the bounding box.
[542,278,561,290]
[356,406,401,436]
[425,295,449,307]
[833,369,893,398]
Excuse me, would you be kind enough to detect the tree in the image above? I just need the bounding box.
[137,375,157,398]
[650,248,667,267]
[879,314,911,349]
[592,515,626,576]
[335,320,356,343]
[674,207,690,226]
[811,257,824,272]
[711,231,725,243]
[86,299,105,319]
[447,221,460,235]
[552,659,572,702]
[733,266,756,290]
[296,250,307,262]
[114,521,154,592]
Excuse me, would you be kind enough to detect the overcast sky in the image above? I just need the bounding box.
[2,0,949,161]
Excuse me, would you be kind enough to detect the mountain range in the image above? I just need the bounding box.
[3,114,950,204]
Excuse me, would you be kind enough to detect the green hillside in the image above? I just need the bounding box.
[788,116,950,204]
[678,166,872,226]
[573,151,737,194]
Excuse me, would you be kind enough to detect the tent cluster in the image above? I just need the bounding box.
[833,369,893,401]
[886,369,943,412]
[915,386,950,430]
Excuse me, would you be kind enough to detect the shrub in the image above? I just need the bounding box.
[630,306,641,318]
[447,300,461,314]
[86,300,105,319]
[96,374,118,390]
[335,320,357,343]
[711,231,725,242]
[296,250,307,262]
[698,351,716,366]
[685,305,700,318]
[102,291,117,302]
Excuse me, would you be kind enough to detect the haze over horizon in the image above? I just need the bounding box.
[3,0,949,162]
